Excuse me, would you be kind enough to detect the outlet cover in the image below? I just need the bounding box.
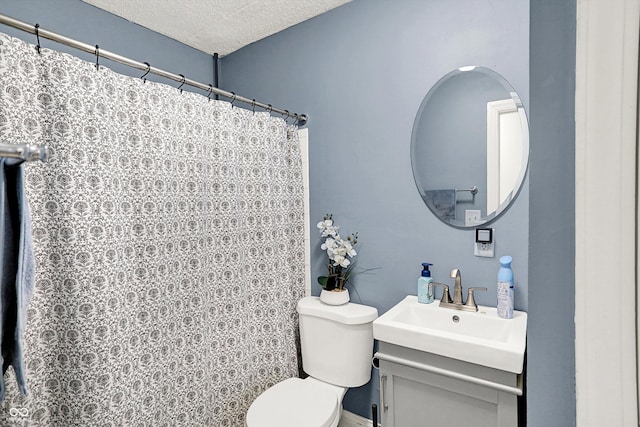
[474,241,495,257]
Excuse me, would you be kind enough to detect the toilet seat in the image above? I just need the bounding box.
[246,377,343,427]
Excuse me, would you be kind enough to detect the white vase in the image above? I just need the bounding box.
[319,288,350,306]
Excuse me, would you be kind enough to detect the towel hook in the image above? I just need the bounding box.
[177,74,185,93]
[141,62,151,82]
[34,23,41,54]
[94,45,100,70]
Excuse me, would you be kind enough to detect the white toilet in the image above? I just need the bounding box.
[246,296,378,427]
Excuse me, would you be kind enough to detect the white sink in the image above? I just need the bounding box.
[373,295,527,373]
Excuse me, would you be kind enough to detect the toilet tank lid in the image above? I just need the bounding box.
[297,297,378,325]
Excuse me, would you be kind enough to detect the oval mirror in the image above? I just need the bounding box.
[411,66,529,228]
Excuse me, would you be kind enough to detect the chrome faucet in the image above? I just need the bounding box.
[451,269,463,305]
[433,268,487,312]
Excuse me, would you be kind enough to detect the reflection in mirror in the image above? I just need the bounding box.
[411,66,529,228]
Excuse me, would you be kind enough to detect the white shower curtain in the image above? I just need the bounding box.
[0,33,305,426]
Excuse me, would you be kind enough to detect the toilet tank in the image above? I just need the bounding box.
[297,296,378,387]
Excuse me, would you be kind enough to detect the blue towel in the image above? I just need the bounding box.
[0,158,35,400]
[423,189,456,221]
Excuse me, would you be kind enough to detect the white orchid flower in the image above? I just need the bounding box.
[321,237,335,251]
[334,245,347,257]
[317,219,338,235]
[323,225,339,237]
[317,219,333,230]
[321,238,338,259]
[343,241,357,257]
[333,255,351,268]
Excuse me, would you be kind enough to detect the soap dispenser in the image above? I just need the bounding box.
[417,263,434,304]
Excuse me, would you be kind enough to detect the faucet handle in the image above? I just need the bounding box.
[465,287,487,311]
[432,282,452,304]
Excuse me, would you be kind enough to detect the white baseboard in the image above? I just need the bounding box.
[339,410,379,427]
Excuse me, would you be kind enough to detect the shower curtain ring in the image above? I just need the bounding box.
[267,104,273,114]
[34,23,41,54]
[95,45,100,70]
[229,92,236,107]
[141,62,151,82]
[207,84,214,101]
[251,99,256,114]
[177,74,185,93]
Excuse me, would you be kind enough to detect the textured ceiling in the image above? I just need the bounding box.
[81,0,350,56]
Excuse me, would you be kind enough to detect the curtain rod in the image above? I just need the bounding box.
[0,13,308,126]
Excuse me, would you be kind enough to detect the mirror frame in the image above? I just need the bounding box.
[410,66,529,228]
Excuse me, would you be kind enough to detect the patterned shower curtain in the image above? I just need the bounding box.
[0,33,305,426]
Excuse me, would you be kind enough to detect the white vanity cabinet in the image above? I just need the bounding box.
[375,343,523,427]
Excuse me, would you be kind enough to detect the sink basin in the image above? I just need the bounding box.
[373,295,527,373]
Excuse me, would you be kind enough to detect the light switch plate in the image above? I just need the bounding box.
[465,209,482,226]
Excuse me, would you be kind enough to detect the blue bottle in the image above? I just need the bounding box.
[417,263,434,304]
[497,256,514,319]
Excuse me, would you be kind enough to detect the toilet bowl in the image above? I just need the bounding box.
[245,296,378,427]
[245,377,346,427]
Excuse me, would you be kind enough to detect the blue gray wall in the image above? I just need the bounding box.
[221,0,530,420]
[529,0,576,426]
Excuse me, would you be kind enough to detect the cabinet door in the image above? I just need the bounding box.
[379,360,502,427]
